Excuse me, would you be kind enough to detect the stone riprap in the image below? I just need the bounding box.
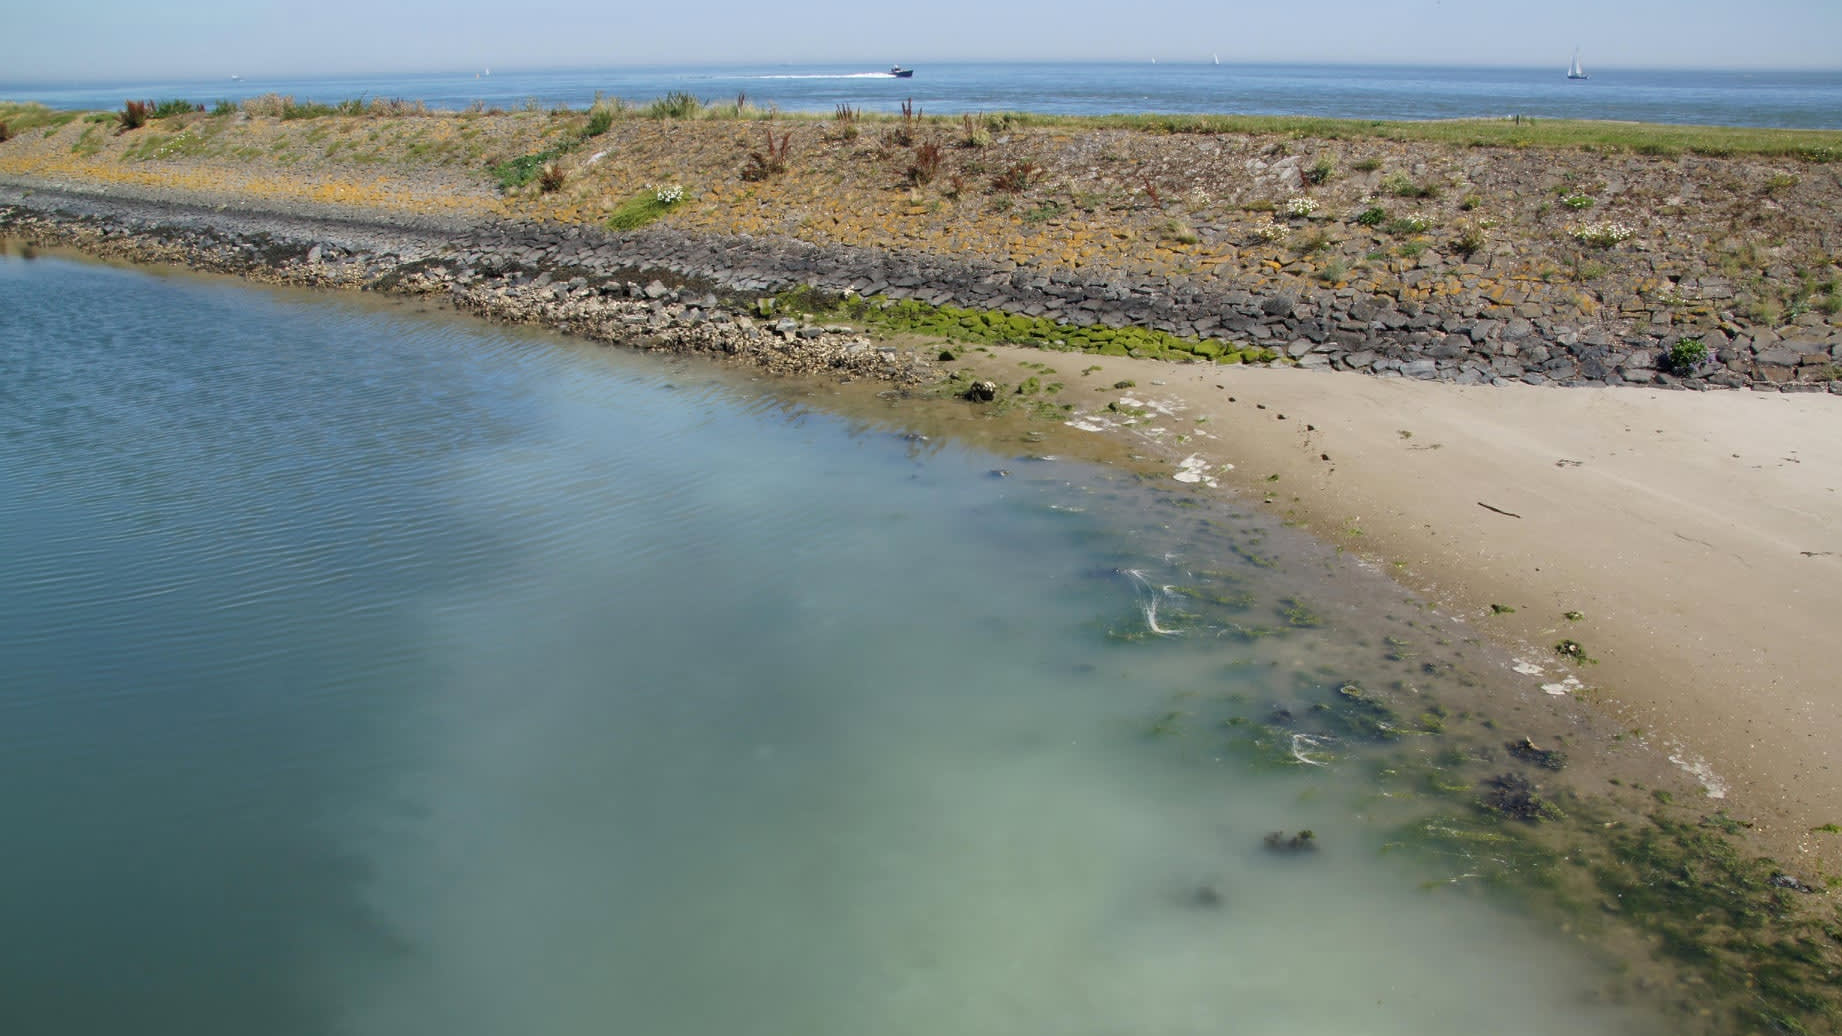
[3,184,1839,393]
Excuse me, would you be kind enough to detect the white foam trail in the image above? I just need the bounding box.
[1123,569,1180,636]
[1142,598,1178,636]
[1290,733,1333,766]
[752,73,896,80]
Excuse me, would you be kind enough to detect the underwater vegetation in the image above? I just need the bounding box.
[1112,550,1842,1036]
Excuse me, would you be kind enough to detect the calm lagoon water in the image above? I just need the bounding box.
[0,253,1675,1034]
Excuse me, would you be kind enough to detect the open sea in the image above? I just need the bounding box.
[4,61,1841,129]
[0,249,1694,1034]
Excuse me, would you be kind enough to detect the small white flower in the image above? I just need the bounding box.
[1285,196,1318,217]
[655,184,684,204]
[1570,220,1634,246]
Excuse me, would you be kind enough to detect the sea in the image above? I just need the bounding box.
[0,247,1691,1034]
[4,61,1841,129]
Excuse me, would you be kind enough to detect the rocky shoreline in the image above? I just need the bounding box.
[0,185,939,385]
[4,181,1840,393]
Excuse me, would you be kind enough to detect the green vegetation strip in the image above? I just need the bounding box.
[491,143,575,190]
[606,191,679,230]
[10,96,1841,162]
[0,102,82,134]
[1023,112,1842,162]
[768,287,1280,365]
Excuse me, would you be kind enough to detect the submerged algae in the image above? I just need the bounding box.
[1143,628,1842,1034]
[1095,530,1841,1036]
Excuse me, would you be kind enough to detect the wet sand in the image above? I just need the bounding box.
[979,347,1842,872]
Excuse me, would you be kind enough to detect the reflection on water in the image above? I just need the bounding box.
[0,254,1669,1034]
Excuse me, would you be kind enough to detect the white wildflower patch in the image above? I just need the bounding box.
[1285,196,1318,217]
[1571,220,1634,247]
[1252,220,1287,242]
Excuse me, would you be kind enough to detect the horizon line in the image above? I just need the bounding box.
[6,57,1842,87]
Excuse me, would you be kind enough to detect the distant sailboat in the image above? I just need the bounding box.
[1567,49,1589,80]
[1213,53,1220,65]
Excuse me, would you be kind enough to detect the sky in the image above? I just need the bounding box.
[8,0,1841,82]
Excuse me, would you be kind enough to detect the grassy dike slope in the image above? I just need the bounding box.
[4,97,1842,347]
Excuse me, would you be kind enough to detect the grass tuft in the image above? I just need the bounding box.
[907,140,943,185]
[645,91,704,120]
[584,105,615,137]
[741,128,790,181]
[490,144,576,190]
[991,160,1040,194]
[117,100,150,132]
[607,189,682,230]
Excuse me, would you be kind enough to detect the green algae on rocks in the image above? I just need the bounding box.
[765,287,1282,365]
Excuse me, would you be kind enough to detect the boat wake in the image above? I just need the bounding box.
[752,73,900,80]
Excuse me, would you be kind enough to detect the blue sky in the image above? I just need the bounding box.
[11,0,1841,80]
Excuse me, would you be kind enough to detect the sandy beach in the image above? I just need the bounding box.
[976,347,1842,870]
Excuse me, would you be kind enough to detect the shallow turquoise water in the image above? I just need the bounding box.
[0,254,1671,1035]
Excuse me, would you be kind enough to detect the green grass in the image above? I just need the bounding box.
[0,102,82,134]
[124,127,215,160]
[606,190,681,230]
[13,96,1841,161]
[70,123,107,156]
[490,142,576,190]
[282,99,342,120]
[1021,200,1066,223]
[234,94,406,120]
[149,99,199,119]
[1019,112,1842,162]
[1381,172,1440,199]
[645,91,705,119]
